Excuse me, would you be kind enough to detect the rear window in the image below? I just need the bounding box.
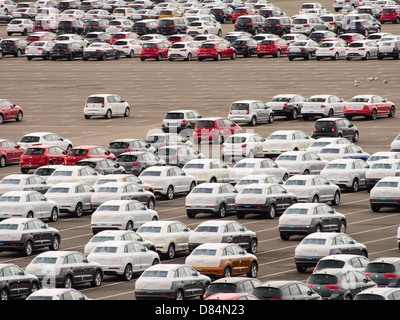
[201,43,216,48]
[87,96,104,103]
[206,283,236,296]
[196,120,215,128]
[292,18,308,24]
[253,287,281,299]
[260,40,275,45]
[383,8,395,13]
[236,17,252,23]
[24,148,45,155]
[234,8,247,13]
[315,259,345,270]
[264,19,279,25]
[159,19,173,26]
[143,43,157,48]
[58,21,72,27]
[68,149,88,156]
[307,274,338,285]
[165,112,184,119]
[109,20,122,25]
[20,136,40,143]
[365,263,396,273]
[315,121,334,131]
[109,141,129,149]
[231,103,249,111]
[118,154,137,161]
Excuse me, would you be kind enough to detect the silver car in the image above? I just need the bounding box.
[116,151,165,175]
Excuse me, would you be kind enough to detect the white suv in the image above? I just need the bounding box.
[228,100,274,126]
[84,94,131,119]
[290,15,327,35]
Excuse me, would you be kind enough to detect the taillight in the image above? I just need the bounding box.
[172,155,178,159]
[326,285,341,291]
[332,126,335,133]
[162,120,165,126]
[181,120,186,126]
[132,162,139,166]
[321,105,326,108]
[275,24,281,27]
[242,144,247,148]
[246,109,249,114]
[384,274,398,279]
[313,126,316,133]
[247,23,253,26]
[304,24,310,27]
[169,25,175,28]
[101,102,105,108]
[283,104,289,108]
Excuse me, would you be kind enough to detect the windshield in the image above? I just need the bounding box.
[191,187,214,194]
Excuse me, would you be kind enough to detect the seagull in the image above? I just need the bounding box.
[383,79,389,84]
[374,77,380,80]
[367,77,374,81]
[354,80,360,87]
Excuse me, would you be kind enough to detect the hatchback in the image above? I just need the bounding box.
[287,39,318,60]
[257,38,289,58]
[252,280,322,300]
[0,99,23,124]
[316,40,347,60]
[380,6,400,23]
[64,145,116,165]
[26,40,55,60]
[231,6,256,23]
[7,18,34,36]
[262,16,292,36]
[364,258,400,287]
[84,31,111,44]
[231,38,258,57]
[193,117,242,144]
[76,158,126,175]
[157,17,187,35]
[234,15,264,35]
[50,41,84,60]
[140,40,170,61]
[162,109,202,133]
[204,277,262,299]
[57,19,84,34]
[228,100,273,126]
[378,40,400,59]
[290,15,327,35]
[84,94,130,119]
[132,19,159,35]
[0,139,25,167]
[83,19,108,33]
[338,33,366,44]
[312,118,359,142]
[116,151,164,175]
[197,40,237,61]
[20,146,67,173]
[167,41,199,61]
[82,42,120,60]
[0,38,28,57]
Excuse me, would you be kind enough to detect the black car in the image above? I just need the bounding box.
[345,19,381,36]
[58,0,81,11]
[234,15,264,35]
[204,277,262,299]
[0,47,3,59]
[57,19,85,34]
[378,40,400,60]
[82,42,120,60]
[259,7,286,18]
[84,31,111,44]
[116,151,164,175]
[364,257,400,287]
[309,30,337,42]
[231,38,258,57]
[210,7,233,23]
[83,19,108,33]
[253,280,322,300]
[0,38,28,57]
[50,42,84,60]
[76,158,126,174]
[0,218,61,256]
[132,19,159,35]
[357,6,382,20]
[157,17,187,35]
[0,263,40,300]
[312,118,359,142]
[262,16,292,36]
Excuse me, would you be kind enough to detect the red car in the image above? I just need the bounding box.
[64,145,116,165]
[26,32,57,43]
[338,33,365,44]
[198,40,237,61]
[167,34,194,43]
[193,117,242,144]
[140,41,170,61]
[109,32,139,45]
[20,145,67,173]
[380,6,400,23]
[0,99,23,124]
[257,38,289,58]
[231,7,256,22]
[0,139,25,168]
[344,95,396,120]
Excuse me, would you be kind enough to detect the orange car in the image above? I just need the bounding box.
[185,243,258,278]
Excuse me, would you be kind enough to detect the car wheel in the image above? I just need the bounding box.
[84,115,91,119]
[15,49,21,58]
[16,111,23,122]
[247,261,258,278]
[266,204,276,219]
[274,49,281,58]
[68,53,75,61]
[0,50,3,59]
[282,173,289,181]
[364,52,370,60]
[140,57,145,61]
[217,203,226,218]
[0,156,6,168]
[105,109,112,119]
[189,181,196,193]
[115,51,120,60]
[165,185,174,200]
[166,243,175,259]
[314,224,322,233]
[73,203,83,218]
[91,270,102,287]
[364,29,369,37]
[339,220,347,233]
[185,53,192,61]
[63,275,73,289]
[332,52,339,61]
[389,106,395,118]
[30,282,40,294]
[156,53,162,61]
[223,267,232,278]
[49,235,60,251]
[258,54,264,58]
[126,221,134,231]
[122,264,133,281]
[187,211,196,218]
[328,108,334,117]
[371,204,380,212]
[349,178,359,192]
[353,131,359,142]
[312,195,319,203]
[369,109,377,120]
[216,134,223,144]
[124,107,130,117]
[1,289,9,301]
[215,53,221,61]
[249,238,258,254]
[303,169,310,175]
[249,116,257,126]
[231,51,236,60]
[296,265,307,273]
[331,191,341,206]
[175,289,184,300]
[49,207,58,222]
[98,53,105,61]
[280,233,290,240]
[268,113,274,123]
[128,50,134,58]
[290,109,298,120]
[24,241,33,256]
[147,198,155,210]
[305,52,312,60]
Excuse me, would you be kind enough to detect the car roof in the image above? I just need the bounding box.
[212,276,258,284]
[0,217,39,224]
[258,280,300,288]
[371,257,400,263]
[197,220,237,227]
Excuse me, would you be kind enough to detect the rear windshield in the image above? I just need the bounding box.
[201,43,216,48]
[236,17,252,23]
[231,103,249,111]
[383,8,395,13]
[20,136,40,143]
[87,96,104,103]
[165,112,184,119]
[315,260,345,270]
[196,120,215,128]
[68,149,88,156]
[260,40,275,45]
[315,121,334,130]
[355,294,385,300]
[159,19,173,26]
[118,154,137,161]
[54,43,69,49]
[143,43,157,48]
[307,274,338,285]
[206,283,236,296]
[253,287,281,299]
[25,148,45,155]
[109,141,129,149]
[293,18,308,24]
[264,19,279,25]
[59,21,72,27]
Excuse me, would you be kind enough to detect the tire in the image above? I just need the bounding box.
[16,111,23,122]
[98,53,105,61]
[166,243,175,259]
[314,225,322,233]
[124,107,130,117]
[249,116,257,126]
[0,156,5,168]
[187,211,196,218]
[274,50,281,58]
[247,261,258,278]
[140,57,145,61]
[128,50,134,58]
[216,134,223,145]
[349,178,359,192]
[156,53,162,61]
[371,204,380,212]
[352,131,359,143]
[105,109,112,119]
[49,235,60,251]
[49,207,58,222]
[126,221,134,231]
[175,289,184,300]
[68,53,75,61]
[30,282,40,295]
[223,267,231,278]
[15,50,21,58]
[331,52,339,61]
[339,220,347,233]
[215,53,221,61]
[249,238,258,254]
[217,203,226,218]
[312,195,319,203]
[328,108,334,117]
[74,203,83,217]
[185,53,192,61]
[364,52,370,60]
[303,169,309,175]
[165,185,174,200]
[22,29,27,36]
[122,264,133,281]
[147,198,155,210]
[0,289,9,300]
[280,233,290,240]
[266,204,276,219]
[369,109,377,120]
[115,51,120,60]
[290,109,298,120]
[231,51,236,60]
[84,115,91,119]
[63,275,72,289]
[24,241,33,256]
[389,106,395,118]
[296,265,307,273]
[331,191,341,206]
[91,270,102,287]
[268,113,274,123]
[189,181,196,193]
[305,52,312,60]
[27,56,33,60]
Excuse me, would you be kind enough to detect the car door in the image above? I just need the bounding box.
[106,95,119,114]
[224,222,242,245]
[223,245,241,275]
[78,183,94,211]
[34,219,53,247]
[133,242,152,270]
[3,140,24,163]
[1,266,20,297]
[35,192,53,218]
[63,253,84,284]
[185,266,205,297]
[25,219,43,248]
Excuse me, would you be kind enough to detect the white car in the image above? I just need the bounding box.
[182,158,230,184]
[33,165,65,181]
[235,174,283,192]
[275,151,328,176]
[55,33,89,47]
[0,0,17,14]
[0,191,59,222]
[84,230,156,256]
[139,166,196,200]
[185,183,238,218]
[113,7,141,20]
[102,0,128,11]
[112,38,142,58]
[83,9,113,21]
[83,94,131,119]
[0,174,50,196]
[301,95,346,119]
[93,173,153,192]
[33,18,59,32]
[283,175,341,205]
[139,33,170,44]
[91,199,158,234]
[188,220,258,253]
[26,41,55,60]
[391,134,400,152]
[366,151,400,166]
[346,39,378,60]
[365,159,400,191]
[90,182,156,210]
[136,220,192,259]
[281,33,309,44]
[187,20,222,36]
[318,144,370,162]
[58,9,85,20]
[262,130,315,158]
[7,18,34,36]
[228,100,273,126]
[320,158,369,192]
[45,182,95,217]
[294,232,368,272]
[316,40,347,60]
[313,254,371,273]
[306,137,352,154]
[168,41,200,61]
[222,133,265,161]
[252,33,280,43]
[370,177,400,212]
[229,158,288,184]
[27,288,90,300]
[17,132,73,150]
[87,240,160,280]
[265,93,306,120]
[193,33,223,43]
[46,166,103,186]
[106,19,134,33]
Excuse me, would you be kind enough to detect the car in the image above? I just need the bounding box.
[0,38,28,57]
[302,96,347,120]
[378,40,400,60]
[299,2,327,14]
[139,33,170,44]
[290,15,327,35]
[309,30,338,43]
[339,32,366,44]
[7,18,34,36]
[83,9,113,22]
[265,94,306,120]
[306,137,352,153]
[193,117,242,144]
[287,39,319,60]
[64,145,116,165]
[54,33,89,47]
[307,268,376,300]
[278,203,347,240]
[139,165,196,200]
[235,183,297,219]
[25,251,103,288]
[17,132,72,151]
[0,139,24,167]
[320,158,369,192]
[369,177,400,212]
[20,145,67,173]
[76,158,126,175]
[185,243,258,278]
[113,7,141,20]
[231,38,258,57]
[108,138,156,157]
[0,99,23,125]
[345,39,379,60]
[82,42,121,60]
[262,130,315,158]
[57,0,80,11]
[26,288,90,300]
[35,6,59,20]
[262,16,292,36]
[391,134,400,152]
[203,277,262,299]
[185,183,238,218]
[157,145,203,168]
[222,133,266,161]
[380,6,400,23]
[355,287,400,300]
[84,93,131,119]
[101,0,127,12]
[83,19,108,33]
[33,18,58,33]
[182,158,230,184]
[0,174,50,195]
[193,33,224,43]
[210,7,233,23]
[45,166,103,187]
[91,182,156,210]
[313,254,371,273]
[257,38,290,58]
[0,0,16,15]
[116,151,164,175]
[0,191,58,222]
[365,159,400,191]
[106,19,134,33]
[112,38,142,58]
[366,151,400,166]
[187,20,222,36]
[32,165,64,181]
[259,6,286,18]
[224,31,252,43]
[275,151,327,176]
[367,32,392,42]
[45,182,94,217]
[231,6,257,23]
[26,40,55,60]
[320,13,346,33]
[228,100,273,127]
[283,175,341,205]
[132,19,159,35]
[0,218,60,256]
[167,34,194,44]
[205,292,259,300]
[84,31,111,44]
[161,109,202,133]
[140,40,170,61]
[145,132,192,151]
[134,264,211,300]
[251,33,281,44]
[281,33,309,44]
[315,40,347,60]
[234,14,264,35]
[235,174,283,192]
[294,232,368,272]
[57,19,85,35]
[365,258,400,287]
[252,280,322,300]
[50,41,84,60]
[87,240,160,280]
[26,31,57,43]
[0,263,40,300]
[197,40,237,61]
[311,117,359,142]
[156,17,187,35]
[318,144,370,162]
[333,0,362,11]
[137,221,192,259]
[344,95,395,120]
